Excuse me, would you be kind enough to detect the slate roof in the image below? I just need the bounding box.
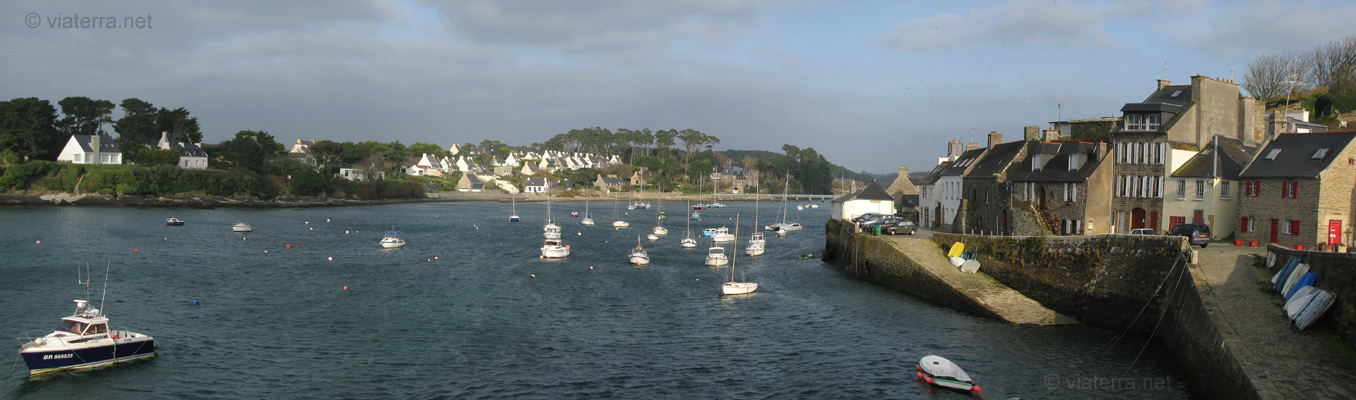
[1008,141,1105,183]
[1239,131,1356,179]
[166,141,208,157]
[939,148,986,177]
[597,176,625,186]
[1171,136,1255,179]
[918,161,952,185]
[964,141,1027,178]
[73,135,122,153]
[526,177,547,187]
[832,181,894,203]
[1121,84,1192,113]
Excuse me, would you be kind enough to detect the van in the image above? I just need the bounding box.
[1167,223,1211,248]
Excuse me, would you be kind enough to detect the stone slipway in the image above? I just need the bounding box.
[825,224,1076,325]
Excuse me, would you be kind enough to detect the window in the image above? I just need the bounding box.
[1171,90,1183,97]
[1177,179,1187,198]
[1195,180,1206,199]
[1220,181,1231,199]
[1288,220,1301,235]
[1146,114,1161,131]
[1290,181,1299,199]
[1241,216,1251,232]
[73,154,81,162]
[1265,149,1282,160]
[1313,148,1329,160]
[1126,114,1144,131]
[1170,216,1186,227]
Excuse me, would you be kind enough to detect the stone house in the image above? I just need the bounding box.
[961,134,1028,235]
[830,181,896,221]
[1110,75,1266,233]
[56,134,122,165]
[935,147,986,232]
[457,173,483,192]
[1163,136,1254,238]
[1007,140,1115,236]
[594,175,625,192]
[885,166,919,214]
[1235,131,1356,250]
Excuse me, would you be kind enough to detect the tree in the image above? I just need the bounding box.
[311,140,345,166]
[678,129,706,162]
[155,107,202,144]
[113,98,159,159]
[1306,36,1356,96]
[288,169,326,196]
[406,142,445,159]
[1244,52,1306,100]
[56,96,115,137]
[654,129,675,157]
[0,97,61,161]
[223,130,281,171]
[359,153,389,179]
[782,144,801,159]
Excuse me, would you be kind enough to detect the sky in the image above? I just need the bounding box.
[3,1,1355,174]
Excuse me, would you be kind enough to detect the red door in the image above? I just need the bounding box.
[1150,212,1160,231]
[1131,208,1146,229]
[1329,220,1342,245]
[1193,210,1204,224]
[1270,219,1279,244]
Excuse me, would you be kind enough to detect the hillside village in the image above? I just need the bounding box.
[843,75,1356,251]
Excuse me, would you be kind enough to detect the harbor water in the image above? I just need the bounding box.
[0,202,1190,399]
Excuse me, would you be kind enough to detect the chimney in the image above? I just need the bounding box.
[1096,142,1107,160]
[90,134,100,148]
[1158,79,1171,90]
[1043,128,1061,141]
[966,142,980,152]
[1024,126,1040,141]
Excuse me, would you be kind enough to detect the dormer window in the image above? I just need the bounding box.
[1032,154,1043,171]
[1124,114,1161,131]
[1069,153,1083,170]
[1265,149,1282,160]
[1313,148,1330,160]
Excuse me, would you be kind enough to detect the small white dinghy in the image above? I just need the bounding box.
[916,355,982,394]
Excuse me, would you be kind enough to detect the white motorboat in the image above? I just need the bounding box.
[232,222,252,232]
[379,231,405,248]
[165,216,184,226]
[653,226,668,235]
[544,222,562,240]
[541,238,570,258]
[916,355,982,394]
[712,229,735,243]
[628,237,650,265]
[721,214,757,295]
[705,245,729,267]
[647,233,659,241]
[691,211,701,220]
[17,266,155,375]
[708,202,726,208]
[746,232,765,256]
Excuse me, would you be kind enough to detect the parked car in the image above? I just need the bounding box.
[1167,223,1211,248]
[852,213,890,224]
[1129,228,1157,235]
[858,214,899,229]
[880,220,917,235]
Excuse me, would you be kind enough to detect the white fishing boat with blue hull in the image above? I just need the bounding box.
[18,268,155,375]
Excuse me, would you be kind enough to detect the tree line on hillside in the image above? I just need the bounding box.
[0,96,201,164]
[1245,35,1356,101]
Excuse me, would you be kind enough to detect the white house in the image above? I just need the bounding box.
[406,153,445,176]
[288,139,318,167]
[524,177,549,193]
[156,132,208,169]
[933,148,986,231]
[56,134,122,165]
[336,167,384,182]
[831,181,896,221]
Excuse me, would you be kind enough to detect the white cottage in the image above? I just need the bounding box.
[56,134,122,165]
[831,181,896,221]
[157,132,208,169]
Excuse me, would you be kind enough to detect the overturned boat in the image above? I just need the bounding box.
[916,355,982,394]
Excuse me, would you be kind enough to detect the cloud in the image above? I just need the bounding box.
[879,0,1117,52]
[1167,0,1356,59]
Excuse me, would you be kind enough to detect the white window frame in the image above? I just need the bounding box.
[1177,179,1187,198]
[1195,179,1206,199]
[1220,181,1231,199]
[1146,114,1161,131]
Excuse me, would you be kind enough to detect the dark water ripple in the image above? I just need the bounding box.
[2,202,1188,399]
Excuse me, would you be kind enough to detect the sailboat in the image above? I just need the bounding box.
[692,177,708,210]
[652,213,668,236]
[543,187,561,240]
[611,194,629,228]
[628,236,651,265]
[765,174,803,232]
[746,188,765,257]
[722,215,758,295]
[681,201,698,248]
[510,194,520,222]
[581,192,595,226]
[708,174,726,208]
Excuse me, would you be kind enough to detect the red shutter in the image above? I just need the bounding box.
[1292,181,1299,198]
[1241,216,1250,232]
[1256,180,1262,197]
[1290,220,1301,236]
